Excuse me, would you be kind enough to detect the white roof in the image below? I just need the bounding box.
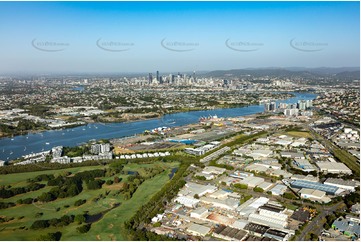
[179,182,217,197]
[200,196,239,210]
[245,164,269,173]
[209,189,229,199]
[257,181,274,191]
[241,176,265,187]
[270,184,287,194]
[191,207,208,216]
[275,140,293,146]
[175,196,199,207]
[250,197,269,208]
[230,219,248,230]
[300,188,325,198]
[187,223,211,236]
[317,162,352,172]
[202,166,226,174]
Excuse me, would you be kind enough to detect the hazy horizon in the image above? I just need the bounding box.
[0,1,359,74]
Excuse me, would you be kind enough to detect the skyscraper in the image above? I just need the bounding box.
[156,71,159,82]
[148,73,153,84]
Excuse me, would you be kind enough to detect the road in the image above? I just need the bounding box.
[295,202,345,241]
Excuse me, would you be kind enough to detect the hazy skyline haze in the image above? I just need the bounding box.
[0,1,359,74]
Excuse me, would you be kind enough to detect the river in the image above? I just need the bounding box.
[0,92,317,161]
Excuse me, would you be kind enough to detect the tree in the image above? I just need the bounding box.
[37,232,62,241]
[310,233,318,241]
[194,175,206,181]
[194,194,200,199]
[74,214,86,224]
[233,184,248,189]
[114,177,121,183]
[76,224,91,233]
[283,192,297,200]
[253,187,264,193]
[74,199,86,207]
[86,180,105,190]
[30,220,50,230]
[38,192,56,202]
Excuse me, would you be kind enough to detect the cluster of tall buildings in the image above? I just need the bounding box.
[148,70,197,85]
[264,100,313,117]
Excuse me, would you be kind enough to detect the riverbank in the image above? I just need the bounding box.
[0,92,316,161]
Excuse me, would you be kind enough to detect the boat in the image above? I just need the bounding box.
[45,142,50,145]
[24,147,27,151]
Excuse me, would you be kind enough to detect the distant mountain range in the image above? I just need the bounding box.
[204,67,360,79]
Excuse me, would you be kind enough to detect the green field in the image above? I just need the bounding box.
[286,131,312,139]
[0,166,105,187]
[0,161,179,241]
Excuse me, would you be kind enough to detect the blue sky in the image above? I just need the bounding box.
[0,1,359,74]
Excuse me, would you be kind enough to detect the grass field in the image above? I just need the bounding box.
[0,165,104,187]
[63,169,172,240]
[0,161,179,240]
[286,131,312,139]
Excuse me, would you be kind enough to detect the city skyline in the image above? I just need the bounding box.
[0,1,359,74]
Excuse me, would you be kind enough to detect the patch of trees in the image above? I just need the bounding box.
[0,216,14,223]
[141,167,165,179]
[86,180,105,190]
[233,184,248,189]
[74,199,87,207]
[38,169,106,202]
[194,175,206,181]
[28,174,55,183]
[121,175,146,200]
[225,131,267,148]
[109,161,125,170]
[0,160,104,175]
[208,162,234,171]
[74,214,87,224]
[37,232,62,241]
[283,192,298,200]
[30,215,75,230]
[240,194,252,204]
[17,197,35,204]
[63,146,90,158]
[17,119,44,131]
[0,202,16,209]
[114,176,121,183]
[124,162,189,239]
[0,183,45,198]
[343,191,360,210]
[76,224,91,233]
[324,213,337,230]
[253,187,264,193]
